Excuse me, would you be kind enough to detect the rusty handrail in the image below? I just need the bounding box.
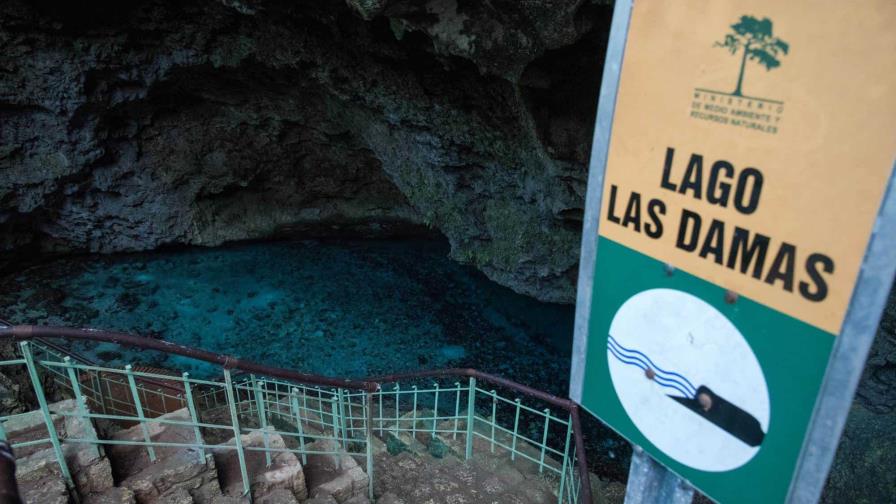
[0,325,378,392]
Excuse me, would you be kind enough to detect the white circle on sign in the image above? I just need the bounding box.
[607,288,769,472]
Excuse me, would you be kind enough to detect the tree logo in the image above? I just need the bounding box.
[689,15,789,135]
[715,15,789,98]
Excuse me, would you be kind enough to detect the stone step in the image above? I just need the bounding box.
[7,399,114,502]
[371,449,556,504]
[83,486,137,504]
[105,408,221,503]
[211,427,306,502]
[302,439,368,504]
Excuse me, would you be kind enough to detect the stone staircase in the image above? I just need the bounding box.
[5,400,370,504]
[3,395,615,504]
[368,410,562,504]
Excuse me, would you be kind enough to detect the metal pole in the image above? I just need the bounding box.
[411,386,418,440]
[432,383,439,438]
[624,448,694,504]
[330,396,341,471]
[223,369,251,498]
[787,159,896,502]
[511,399,521,462]
[464,377,476,460]
[365,392,375,501]
[290,388,307,465]
[182,373,206,464]
[125,364,156,462]
[63,357,96,442]
[20,342,76,492]
[563,0,695,499]
[557,418,573,504]
[254,380,272,467]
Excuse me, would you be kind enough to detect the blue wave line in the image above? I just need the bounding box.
[606,339,696,396]
[608,335,698,394]
[607,344,647,370]
[606,345,693,398]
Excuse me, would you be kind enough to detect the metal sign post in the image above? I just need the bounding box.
[570,1,896,503]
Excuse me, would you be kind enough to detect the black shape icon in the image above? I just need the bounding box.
[669,385,766,447]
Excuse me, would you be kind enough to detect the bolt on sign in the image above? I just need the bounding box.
[569,1,896,503]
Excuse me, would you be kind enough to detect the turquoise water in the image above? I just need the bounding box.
[0,238,631,478]
[0,239,574,393]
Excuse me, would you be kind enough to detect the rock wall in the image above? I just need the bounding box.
[0,0,610,303]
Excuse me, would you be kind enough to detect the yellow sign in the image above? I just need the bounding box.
[598,0,896,334]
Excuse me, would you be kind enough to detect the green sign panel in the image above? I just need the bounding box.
[582,238,831,502]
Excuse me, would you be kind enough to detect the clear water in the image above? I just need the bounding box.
[0,237,631,478]
[0,239,574,394]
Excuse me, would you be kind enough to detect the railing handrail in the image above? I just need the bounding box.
[0,322,593,504]
[0,325,378,393]
[27,334,188,395]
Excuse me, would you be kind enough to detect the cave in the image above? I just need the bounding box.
[0,1,894,503]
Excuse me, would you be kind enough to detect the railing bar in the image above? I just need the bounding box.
[465,377,475,460]
[469,432,563,473]
[253,376,272,468]
[63,357,97,443]
[19,342,75,493]
[489,389,497,454]
[290,388,307,465]
[411,386,418,440]
[224,368,251,497]
[540,409,550,474]
[182,372,206,464]
[125,364,156,462]
[557,416,573,502]
[9,438,53,448]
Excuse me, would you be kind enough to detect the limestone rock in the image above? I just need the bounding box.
[212,427,306,501]
[0,0,611,305]
[84,487,138,504]
[106,408,220,503]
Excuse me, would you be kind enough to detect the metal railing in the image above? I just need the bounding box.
[0,323,593,504]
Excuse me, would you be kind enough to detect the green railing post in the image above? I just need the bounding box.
[453,382,461,440]
[557,416,574,503]
[378,389,384,435]
[223,369,251,498]
[330,396,342,471]
[345,390,354,440]
[20,342,75,493]
[125,364,156,462]
[490,390,497,454]
[365,392,375,501]
[289,388,307,465]
[254,379,272,467]
[64,356,96,442]
[464,377,476,460]
[337,390,348,444]
[91,371,108,414]
[411,385,418,440]
[432,383,439,438]
[394,384,400,432]
[182,372,206,463]
[539,409,550,474]
[511,398,521,462]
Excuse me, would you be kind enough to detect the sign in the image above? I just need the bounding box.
[570,1,896,503]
